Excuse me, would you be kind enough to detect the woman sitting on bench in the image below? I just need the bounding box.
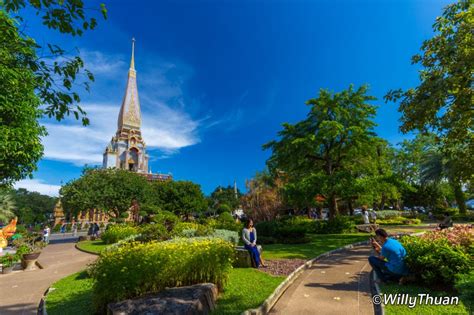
[242,218,266,268]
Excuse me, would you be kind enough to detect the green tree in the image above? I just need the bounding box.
[0,189,16,223]
[264,85,378,218]
[385,0,473,180]
[0,1,107,185]
[148,181,207,220]
[61,169,149,219]
[12,188,57,224]
[421,146,466,212]
[209,185,242,214]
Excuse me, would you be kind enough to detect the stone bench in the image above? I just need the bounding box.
[356,224,379,233]
[234,245,262,268]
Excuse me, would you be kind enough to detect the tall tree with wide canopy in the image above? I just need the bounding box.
[385,0,473,184]
[61,169,149,219]
[1,0,107,185]
[264,85,378,218]
[148,181,208,220]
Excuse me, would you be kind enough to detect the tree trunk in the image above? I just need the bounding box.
[379,193,386,210]
[329,194,338,219]
[452,180,466,214]
[348,199,354,216]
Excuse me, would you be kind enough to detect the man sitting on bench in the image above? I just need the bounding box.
[439,213,453,230]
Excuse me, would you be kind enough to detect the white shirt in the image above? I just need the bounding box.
[363,212,370,224]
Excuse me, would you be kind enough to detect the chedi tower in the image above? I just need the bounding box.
[102,38,149,173]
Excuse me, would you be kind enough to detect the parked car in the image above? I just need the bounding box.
[466,199,474,210]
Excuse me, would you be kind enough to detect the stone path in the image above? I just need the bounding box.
[270,245,374,315]
[0,235,95,315]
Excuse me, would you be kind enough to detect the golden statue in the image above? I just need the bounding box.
[0,217,17,248]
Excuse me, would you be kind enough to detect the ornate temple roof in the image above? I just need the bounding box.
[117,38,142,131]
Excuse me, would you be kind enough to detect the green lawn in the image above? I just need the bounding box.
[46,271,95,315]
[381,283,470,315]
[264,233,369,259]
[45,268,283,315]
[213,268,285,314]
[76,240,108,254]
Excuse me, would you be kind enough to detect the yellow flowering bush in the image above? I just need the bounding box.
[89,237,235,312]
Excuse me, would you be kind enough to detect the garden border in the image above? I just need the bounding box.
[74,243,100,256]
[241,239,370,315]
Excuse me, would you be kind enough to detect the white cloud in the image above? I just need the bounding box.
[80,50,127,76]
[41,101,201,165]
[38,49,205,166]
[14,179,61,197]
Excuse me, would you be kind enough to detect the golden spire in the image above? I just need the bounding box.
[130,37,135,70]
[117,37,142,131]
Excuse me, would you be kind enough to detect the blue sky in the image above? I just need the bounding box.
[14,0,452,196]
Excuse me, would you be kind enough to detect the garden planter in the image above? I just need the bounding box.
[22,252,41,271]
[2,266,13,274]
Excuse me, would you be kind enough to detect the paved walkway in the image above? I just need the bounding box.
[270,245,374,315]
[0,235,95,315]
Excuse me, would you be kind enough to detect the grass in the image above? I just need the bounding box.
[44,268,283,315]
[381,283,471,315]
[46,271,95,315]
[76,240,108,254]
[263,233,369,259]
[213,268,285,314]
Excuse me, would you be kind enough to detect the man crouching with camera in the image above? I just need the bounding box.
[369,229,409,284]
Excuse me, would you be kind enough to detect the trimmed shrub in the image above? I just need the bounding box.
[215,212,242,232]
[375,210,410,219]
[212,229,239,245]
[255,219,310,244]
[377,217,421,225]
[152,211,179,231]
[401,235,472,286]
[312,216,355,234]
[90,238,235,313]
[100,224,139,244]
[255,221,281,237]
[455,271,474,310]
[172,222,213,237]
[137,224,169,242]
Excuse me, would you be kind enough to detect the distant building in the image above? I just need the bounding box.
[102,39,171,181]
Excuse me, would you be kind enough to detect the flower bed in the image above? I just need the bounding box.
[400,225,473,286]
[89,237,235,312]
[100,224,139,244]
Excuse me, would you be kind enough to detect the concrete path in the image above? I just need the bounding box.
[0,235,96,315]
[270,245,374,315]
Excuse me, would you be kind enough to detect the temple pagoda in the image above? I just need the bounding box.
[102,39,171,181]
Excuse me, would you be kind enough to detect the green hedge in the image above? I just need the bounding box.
[212,229,239,245]
[151,211,179,231]
[100,224,139,244]
[401,235,472,286]
[455,271,474,310]
[377,217,421,225]
[172,222,213,237]
[90,238,235,313]
[137,224,169,242]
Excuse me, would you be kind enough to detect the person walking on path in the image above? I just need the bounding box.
[362,207,370,224]
[60,223,67,236]
[369,228,409,283]
[43,225,50,244]
[72,220,78,237]
[370,210,377,224]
